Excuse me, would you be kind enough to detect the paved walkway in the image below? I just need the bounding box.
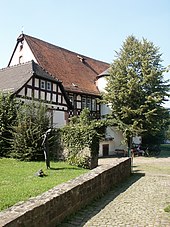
[59,156,170,227]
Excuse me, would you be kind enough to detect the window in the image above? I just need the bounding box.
[82,97,86,109]
[69,95,74,105]
[92,99,96,111]
[47,81,51,91]
[41,80,45,89]
[86,98,91,110]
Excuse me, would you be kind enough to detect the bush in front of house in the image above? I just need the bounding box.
[0,92,20,157]
[61,108,106,169]
[10,100,50,161]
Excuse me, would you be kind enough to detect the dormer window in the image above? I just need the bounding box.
[41,80,45,89]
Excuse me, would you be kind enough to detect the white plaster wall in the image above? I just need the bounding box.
[96,76,128,156]
[96,76,107,93]
[9,40,37,66]
[27,88,32,97]
[46,93,51,101]
[35,78,39,87]
[96,77,112,116]
[52,94,56,102]
[53,84,57,92]
[18,88,25,96]
[110,127,127,150]
[98,126,127,157]
[34,90,39,99]
[53,110,66,128]
[101,103,112,116]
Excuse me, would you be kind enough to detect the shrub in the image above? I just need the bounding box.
[62,108,106,168]
[10,100,50,161]
[0,93,20,157]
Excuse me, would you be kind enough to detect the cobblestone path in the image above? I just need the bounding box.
[59,157,170,227]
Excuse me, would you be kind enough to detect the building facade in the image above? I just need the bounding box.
[0,33,127,156]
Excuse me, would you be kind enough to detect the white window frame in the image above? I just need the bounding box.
[92,99,96,111]
[82,97,86,109]
[41,80,45,90]
[86,97,91,110]
[47,81,51,91]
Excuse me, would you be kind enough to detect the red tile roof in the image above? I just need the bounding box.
[22,34,109,96]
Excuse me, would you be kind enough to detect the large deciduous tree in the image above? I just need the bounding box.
[103,35,170,147]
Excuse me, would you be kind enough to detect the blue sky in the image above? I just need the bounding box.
[0,0,170,106]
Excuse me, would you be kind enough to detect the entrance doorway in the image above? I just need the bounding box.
[102,144,109,156]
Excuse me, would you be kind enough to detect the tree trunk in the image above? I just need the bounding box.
[127,136,132,157]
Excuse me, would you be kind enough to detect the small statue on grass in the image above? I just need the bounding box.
[42,129,51,169]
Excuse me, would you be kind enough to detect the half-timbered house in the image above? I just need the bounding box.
[0,33,127,156]
[0,60,71,128]
[8,34,109,120]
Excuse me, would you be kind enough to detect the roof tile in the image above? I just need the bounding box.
[24,34,109,95]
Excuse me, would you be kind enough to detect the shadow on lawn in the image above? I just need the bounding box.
[58,172,145,227]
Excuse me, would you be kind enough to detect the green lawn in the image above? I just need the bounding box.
[0,158,88,211]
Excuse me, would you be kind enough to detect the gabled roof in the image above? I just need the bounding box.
[10,34,110,96]
[0,60,61,94]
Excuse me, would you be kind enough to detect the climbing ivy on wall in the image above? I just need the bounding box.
[61,109,106,167]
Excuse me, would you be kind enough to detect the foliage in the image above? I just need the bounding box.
[0,158,88,211]
[0,93,20,157]
[67,155,91,169]
[48,128,63,161]
[103,35,170,147]
[61,108,106,168]
[158,144,170,158]
[164,112,170,141]
[10,100,50,161]
[165,125,170,140]
[164,205,170,213]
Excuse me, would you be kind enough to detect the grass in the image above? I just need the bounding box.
[0,158,88,211]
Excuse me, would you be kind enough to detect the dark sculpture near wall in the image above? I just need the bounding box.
[42,129,51,169]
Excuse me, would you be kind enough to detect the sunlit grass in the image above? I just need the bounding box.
[0,158,88,211]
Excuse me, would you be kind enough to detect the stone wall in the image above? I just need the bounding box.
[0,158,131,227]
